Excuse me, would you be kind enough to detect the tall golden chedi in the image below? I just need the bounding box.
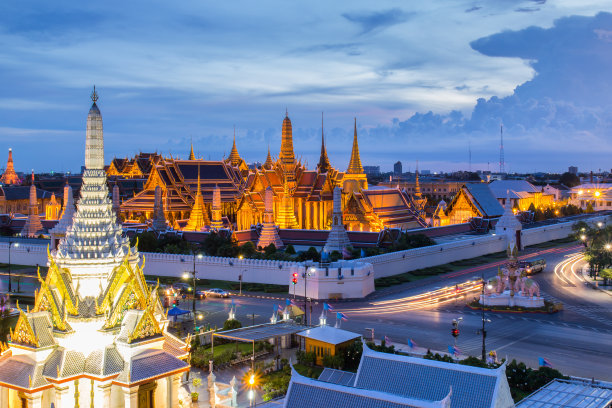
[343,118,368,192]
[0,148,21,185]
[276,112,299,229]
[184,166,210,231]
[0,88,190,408]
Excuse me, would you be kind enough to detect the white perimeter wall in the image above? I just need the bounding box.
[0,215,609,284]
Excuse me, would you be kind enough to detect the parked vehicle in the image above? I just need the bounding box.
[172,282,191,294]
[204,288,230,298]
[195,290,207,299]
[520,259,546,275]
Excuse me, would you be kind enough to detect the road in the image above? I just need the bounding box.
[198,243,612,380]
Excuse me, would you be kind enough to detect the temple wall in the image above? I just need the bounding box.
[0,215,608,289]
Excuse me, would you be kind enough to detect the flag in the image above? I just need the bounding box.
[538,357,553,368]
[342,246,352,259]
[286,298,291,306]
[384,335,391,345]
[273,304,278,312]
[448,346,460,356]
[407,339,416,349]
[323,303,328,311]
[336,312,348,321]
[327,303,334,312]
[321,251,329,262]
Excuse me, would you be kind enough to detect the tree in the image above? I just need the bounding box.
[263,243,277,257]
[559,172,580,188]
[222,319,242,331]
[284,244,296,255]
[239,241,256,258]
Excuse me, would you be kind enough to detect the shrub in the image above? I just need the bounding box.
[222,319,242,331]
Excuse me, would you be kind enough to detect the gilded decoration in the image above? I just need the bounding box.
[10,304,39,348]
[127,304,162,343]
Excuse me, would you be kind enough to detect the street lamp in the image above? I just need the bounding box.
[480,274,491,361]
[302,267,315,326]
[183,251,203,334]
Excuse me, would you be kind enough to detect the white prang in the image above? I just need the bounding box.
[53,100,138,298]
[323,186,351,253]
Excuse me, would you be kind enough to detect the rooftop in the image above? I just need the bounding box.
[517,378,612,408]
[213,321,305,342]
[296,325,361,345]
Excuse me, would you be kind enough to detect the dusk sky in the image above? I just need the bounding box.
[0,1,611,174]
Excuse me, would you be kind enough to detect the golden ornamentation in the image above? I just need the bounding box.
[10,306,39,348]
[127,303,162,343]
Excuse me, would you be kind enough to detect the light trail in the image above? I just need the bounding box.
[553,253,584,286]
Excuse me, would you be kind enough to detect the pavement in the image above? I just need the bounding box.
[580,264,612,297]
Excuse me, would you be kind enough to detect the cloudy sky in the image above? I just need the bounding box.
[0,0,611,174]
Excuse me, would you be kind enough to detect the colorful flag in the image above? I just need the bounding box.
[538,357,553,368]
[360,248,366,258]
[273,304,278,312]
[327,303,334,312]
[336,312,348,321]
[286,298,291,306]
[323,303,328,311]
[342,246,352,259]
[407,339,416,349]
[384,335,391,345]
[448,346,460,356]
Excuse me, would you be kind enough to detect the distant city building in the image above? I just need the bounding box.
[420,169,431,175]
[380,179,463,200]
[569,183,612,211]
[393,161,402,175]
[363,166,380,176]
[568,166,578,175]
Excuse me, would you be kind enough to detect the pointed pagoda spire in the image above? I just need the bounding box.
[1,148,20,185]
[189,138,195,160]
[317,112,331,173]
[184,165,210,231]
[22,170,43,237]
[263,144,273,169]
[346,118,364,174]
[228,127,243,167]
[279,111,296,170]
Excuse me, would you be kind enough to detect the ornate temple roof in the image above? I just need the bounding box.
[317,114,332,174]
[346,118,364,175]
[0,148,21,185]
[279,112,296,171]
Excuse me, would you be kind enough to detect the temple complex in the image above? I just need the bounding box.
[117,112,425,233]
[0,89,190,408]
[0,148,21,185]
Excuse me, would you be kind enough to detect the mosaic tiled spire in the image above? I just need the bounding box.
[184,166,210,230]
[279,111,296,172]
[317,113,331,173]
[263,145,273,169]
[210,184,223,230]
[228,128,242,167]
[22,171,43,237]
[152,185,167,231]
[323,187,351,253]
[257,187,283,249]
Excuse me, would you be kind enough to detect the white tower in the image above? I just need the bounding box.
[323,187,351,253]
[257,187,283,249]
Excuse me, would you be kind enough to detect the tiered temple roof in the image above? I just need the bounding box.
[0,148,20,185]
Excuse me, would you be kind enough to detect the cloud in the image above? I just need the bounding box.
[342,8,414,34]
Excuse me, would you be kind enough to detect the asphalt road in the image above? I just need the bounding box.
[197,243,612,380]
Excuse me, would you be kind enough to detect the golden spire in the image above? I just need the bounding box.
[228,127,242,167]
[189,138,195,160]
[317,112,331,173]
[184,164,210,230]
[346,117,364,174]
[263,144,273,169]
[279,111,295,169]
[1,148,20,185]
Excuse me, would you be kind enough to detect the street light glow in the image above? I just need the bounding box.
[183,272,190,280]
[580,235,586,241]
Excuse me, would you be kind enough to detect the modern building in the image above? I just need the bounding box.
[0,90,190,408]
[568,166,578,175]
[363,166,381,176]
[569,183,612,211]
[394,161,402,175]
[282,342,514,408]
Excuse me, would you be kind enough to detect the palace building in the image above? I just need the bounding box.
[118,113,424,232]
[0,89,190,408]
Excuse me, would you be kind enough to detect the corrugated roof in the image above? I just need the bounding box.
[489,180,540,198]
[464,183,504,218]
[297,326,360,345]
[517,379,612,408]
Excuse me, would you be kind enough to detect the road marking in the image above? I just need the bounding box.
[495,333,536,352]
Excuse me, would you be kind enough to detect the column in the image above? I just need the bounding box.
[167,374,180,408]
[25,391,43,408]
[0,386,8,408]
[297,198,302,228]
[54,386,70,408]
[97,382,112,408]
[314,202,319,230]
[122,386,138,408]
[319,201,324,229]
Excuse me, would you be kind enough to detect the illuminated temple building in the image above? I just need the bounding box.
[0,90,190,408]
[119,113,425,232]
[1,148,21,185]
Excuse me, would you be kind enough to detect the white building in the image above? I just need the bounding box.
[0,90,190,408]
[289,260,374,300]
[569,183,612,211]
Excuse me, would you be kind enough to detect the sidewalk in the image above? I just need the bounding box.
[369,339,467,360]
[581,266,612,297]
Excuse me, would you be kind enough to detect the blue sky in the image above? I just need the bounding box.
[0,0,611,174]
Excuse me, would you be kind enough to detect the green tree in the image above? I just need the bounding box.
[222,319,242,331]
[559,172,580,187]
[239,241,256,258]
[285,244,296,255]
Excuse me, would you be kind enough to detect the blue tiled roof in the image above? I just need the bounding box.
[355,345,505,408]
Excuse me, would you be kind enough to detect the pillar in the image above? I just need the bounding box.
[0,386,8,408]
[25,391,43,408]
[314,202,319,230]
[54,385,70,408]
[167,374,180,408]
[297,198,303,228]
[319,201,324,229]
[122,386,138,408]
[98,383,112,408]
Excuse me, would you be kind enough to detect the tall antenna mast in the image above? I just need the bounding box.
[468,140,472,172]
[499,123,505,174]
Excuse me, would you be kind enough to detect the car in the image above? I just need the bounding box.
[172,282,191,294]
[204,288,230,298]
[195,290,207,299]
[520,259,546,275]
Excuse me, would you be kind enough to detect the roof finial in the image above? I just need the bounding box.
[285,108,288,118]
[91,85,99,103]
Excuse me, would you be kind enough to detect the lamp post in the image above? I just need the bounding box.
[184,251,203,334]
[302,267,315,325]
[480,273,492,361]
[238,255,245,295]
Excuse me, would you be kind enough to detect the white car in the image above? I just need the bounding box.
[204,288,230,298]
